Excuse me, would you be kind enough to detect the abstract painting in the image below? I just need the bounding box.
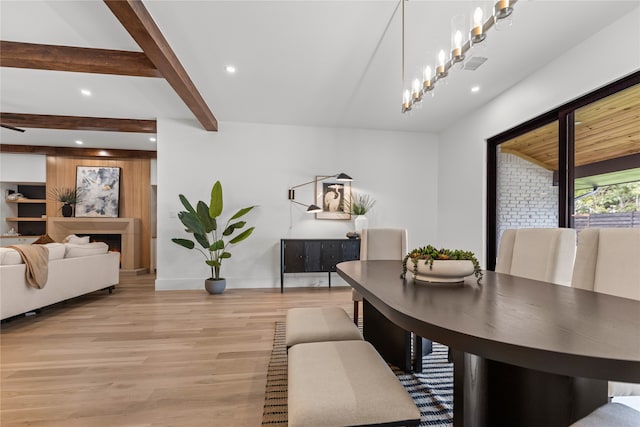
[75,166,121,217]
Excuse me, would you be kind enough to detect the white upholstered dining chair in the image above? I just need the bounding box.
[571,227,640,406]
[495,228,577,286]
[352,228,408,325]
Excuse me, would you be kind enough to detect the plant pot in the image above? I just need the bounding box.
[353,215,368,233]
[61,203,73,217]
[205,278,226,294]
[406,259,474,283]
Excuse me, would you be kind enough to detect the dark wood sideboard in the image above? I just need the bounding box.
[280,238,360,293]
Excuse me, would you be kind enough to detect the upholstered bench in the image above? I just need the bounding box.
[570,402,640,427]
[288,340,420,427]
[285,306,362,348]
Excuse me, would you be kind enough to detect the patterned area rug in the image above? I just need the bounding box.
[262,321,453,426]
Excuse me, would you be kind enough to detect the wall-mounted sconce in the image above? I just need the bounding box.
[288,172,353,213]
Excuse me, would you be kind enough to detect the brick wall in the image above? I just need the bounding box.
[496,153,558,244]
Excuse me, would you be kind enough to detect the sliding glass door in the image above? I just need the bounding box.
[572,84,640,231]
[486,72,640,271]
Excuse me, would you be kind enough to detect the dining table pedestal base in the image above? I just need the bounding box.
[362,300,430,373]
[451,350,608,427]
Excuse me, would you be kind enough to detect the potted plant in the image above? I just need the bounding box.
[401,245,483,283]
[345,192,376,234]
[48,187,83,217]
[172,181,256,294]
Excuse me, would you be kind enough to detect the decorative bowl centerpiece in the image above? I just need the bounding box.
[401,245,482,284]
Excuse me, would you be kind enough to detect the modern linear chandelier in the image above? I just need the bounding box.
[401,0,517,114]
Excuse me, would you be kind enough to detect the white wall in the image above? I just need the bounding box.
[0,153,46,183]
[437,8,640,265]
[156,120,438,290]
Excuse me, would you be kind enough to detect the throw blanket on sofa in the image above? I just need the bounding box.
[8,245,49,289]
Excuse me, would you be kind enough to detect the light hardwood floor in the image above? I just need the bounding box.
[1,274,354,426]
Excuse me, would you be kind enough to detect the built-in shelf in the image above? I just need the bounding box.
[5,198,47,204]
[2,184,47,236]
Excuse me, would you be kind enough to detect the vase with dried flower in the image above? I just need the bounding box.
[49,187,83,217]
[345,192,376,234]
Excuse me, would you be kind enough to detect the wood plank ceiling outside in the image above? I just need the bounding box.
[500,84,640,170]
[104,0,218,131]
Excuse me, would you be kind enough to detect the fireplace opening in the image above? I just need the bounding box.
[78,233,122,267]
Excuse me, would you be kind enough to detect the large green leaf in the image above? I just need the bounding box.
[228,227,255,244]
[178,194,196,214]
[223,221,247,236]
[196,201,216,232]
[172,238,195,249]
[194,233,210,249]
[210,239,225,251]
[209,181,223,219]
[220,252,232,258]
[177,211,205,235]
[230,206,256,220]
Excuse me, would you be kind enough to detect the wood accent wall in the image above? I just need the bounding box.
[46,156,151,270]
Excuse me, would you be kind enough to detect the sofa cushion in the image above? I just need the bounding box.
[0,243,65,265]
[64,234,90,245]
[44,243,65,261]
[64,242,109,258]
[0,248,23,265]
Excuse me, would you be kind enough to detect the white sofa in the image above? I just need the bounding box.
[0,242,120,320]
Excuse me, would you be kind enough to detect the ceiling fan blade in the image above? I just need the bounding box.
[0,124,26,132]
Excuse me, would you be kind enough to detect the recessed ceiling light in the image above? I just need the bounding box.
[149,137,157,142]
[75,140,83,145]
[471,86,480,93]
[98,150,108,156]
[225,65,236,74]
[80,89,92,96]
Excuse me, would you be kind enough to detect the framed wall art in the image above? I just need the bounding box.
[75,166,121,217]
[315,175,351,220]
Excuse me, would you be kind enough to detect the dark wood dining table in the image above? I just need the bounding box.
[337,260,640,427]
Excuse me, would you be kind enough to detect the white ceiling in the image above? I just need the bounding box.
[1,1,637,151]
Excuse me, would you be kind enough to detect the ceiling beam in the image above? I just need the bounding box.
[0,113,156,133]
[104,0,218,131]
[0,41,161,78]
[0,144,157,159]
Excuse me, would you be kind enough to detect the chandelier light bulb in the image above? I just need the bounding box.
[402,89,412,113]
[412,78,423,105]
[454,31,463,49]
[471,7,487,44]
[436,50,448,78]
[412,78,421,96]
[423,66,433,91]
[452,30,465,62]
[474,7,483,27]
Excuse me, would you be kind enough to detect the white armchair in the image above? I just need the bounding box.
[495,228,577,286]
[571,227,640,404]
[352,228,408,325]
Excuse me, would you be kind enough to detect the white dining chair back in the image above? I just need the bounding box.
[571,227,640,401]
[571,227,640,300]
[496,228,577,286]
[352,228,408,324]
